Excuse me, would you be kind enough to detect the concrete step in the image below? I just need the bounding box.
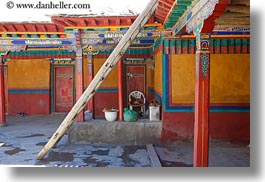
[68,120,162,145]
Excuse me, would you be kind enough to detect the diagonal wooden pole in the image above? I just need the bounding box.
[37,0,159,160]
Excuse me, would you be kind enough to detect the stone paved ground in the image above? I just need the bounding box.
[0,114,249,167]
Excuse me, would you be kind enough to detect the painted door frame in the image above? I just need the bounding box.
[123,63,147,108]
[51,64,75,112]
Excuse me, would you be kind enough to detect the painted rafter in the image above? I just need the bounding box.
[161,0,175,8]
[0,23,64,32]
[51,16,148,28]
[164,1,177,24]
[155,8,170,16]
[158,1,172,9]
[154,0,175,24]
[164,0,194,29]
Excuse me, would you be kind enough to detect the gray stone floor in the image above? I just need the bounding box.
[0,114,250,167]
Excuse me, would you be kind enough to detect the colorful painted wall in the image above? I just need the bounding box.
[7,59,51,115]
[161,40,250,143]
[146,59,154,103]
[147,38,163,105]
[154,50,163,103]
[93,57,118,118]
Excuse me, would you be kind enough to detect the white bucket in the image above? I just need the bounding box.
[104,109,118,122]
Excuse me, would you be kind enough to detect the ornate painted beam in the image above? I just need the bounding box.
[0,38,72,46]
[172,0,230,36]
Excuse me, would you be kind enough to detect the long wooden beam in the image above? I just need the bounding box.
[37,0,159,160]
[216,17,250,22]
[146,144,162,167]
[226,5,249,14]
[214,24,250,28]
[231,0,250,6]
[220,12,250,18]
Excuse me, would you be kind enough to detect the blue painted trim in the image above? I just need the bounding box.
[162,105,250,112]
[96,88,118,93]
[210,106,250,112]
[148,88,162,103]
[8,89,49,94]
[212,31,250,35]
[162,54,167,108]
[10,39,72,45]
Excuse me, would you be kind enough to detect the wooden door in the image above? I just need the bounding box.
[54,66,74,112]
[125,65,146,106]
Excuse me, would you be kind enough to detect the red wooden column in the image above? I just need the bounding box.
[118,59,124,121]
[194,34,210,167]
[75,30,84,122]
[87,54,94,115]
[0,56,6,127]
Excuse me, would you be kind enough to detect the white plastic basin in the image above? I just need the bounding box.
[104,110,118,122]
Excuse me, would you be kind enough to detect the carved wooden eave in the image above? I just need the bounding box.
[171,0,230,36]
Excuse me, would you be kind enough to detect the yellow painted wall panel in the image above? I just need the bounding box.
[146,60,154,89]
[154,50,162,95]
[210,54,250,103]
[171,54,195,103]
[170,54,250,104]
[8,59,50,89]
[93,58,118,88]
[83,58,88,87]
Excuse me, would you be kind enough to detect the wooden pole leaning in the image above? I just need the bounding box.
[37,0,159,160]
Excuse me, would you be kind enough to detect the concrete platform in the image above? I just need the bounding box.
[68,119,162,145]
[0,114,250,167]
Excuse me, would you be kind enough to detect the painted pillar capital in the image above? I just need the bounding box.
[196,34,210,80]
[196,33,210,52]
[83,45,100,57]
[0,52,8,64]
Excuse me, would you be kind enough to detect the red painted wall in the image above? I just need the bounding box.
[94,92,118,118]
[8,93,50,115]
[209,112,250,142]
[7,59,51,115]
[161,112,194,142]
[161,111,250,143]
